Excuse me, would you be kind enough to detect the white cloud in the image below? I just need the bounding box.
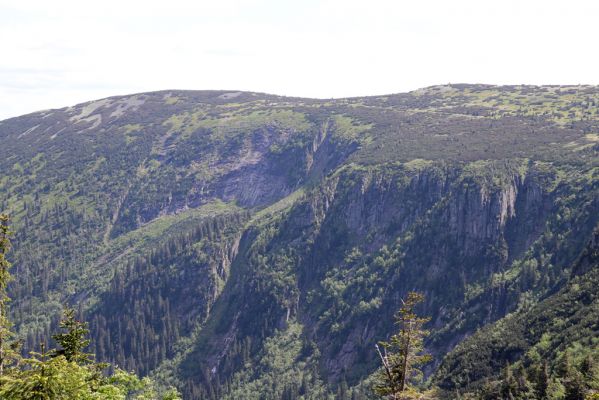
[1,0,598,119]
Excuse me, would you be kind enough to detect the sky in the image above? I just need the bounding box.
[1,0,599,120]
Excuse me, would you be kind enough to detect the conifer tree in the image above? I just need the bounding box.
[374,291,432,400]
[500,362,517,400]
[337,379,349,400]
[51,307,93,365]
[514,363,535,398]
[535,360,550,399]
[0,214,18,375]
[581,354,599,398]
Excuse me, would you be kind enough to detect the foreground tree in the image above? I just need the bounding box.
[0,214,18,375]
[0,352,180,400]
[374,291,432,400]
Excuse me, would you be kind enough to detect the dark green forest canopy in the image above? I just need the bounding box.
[1,84,598,398]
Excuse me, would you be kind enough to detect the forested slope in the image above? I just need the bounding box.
[435,228,599,398]
[1,85,598,398]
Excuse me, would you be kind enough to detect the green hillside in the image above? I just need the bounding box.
[1,84,598,399]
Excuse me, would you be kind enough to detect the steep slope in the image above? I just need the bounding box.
[434,228,599,398]
[169,161,599,398]
[1,85,598,398]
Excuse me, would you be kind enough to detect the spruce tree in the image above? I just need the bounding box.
[500,362,517,400]
[374,291,432,399]
[535,360,550,399]
[51,307,93,365]
[0,214,18,375]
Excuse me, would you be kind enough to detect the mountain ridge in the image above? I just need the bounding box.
[4,83,599,123]
[2,83,598,398]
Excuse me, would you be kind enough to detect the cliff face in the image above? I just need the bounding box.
[173,161,598,396]
[1,85,599,398]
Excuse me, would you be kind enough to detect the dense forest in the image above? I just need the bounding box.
[1,84,598,398]
[0,214,181,398]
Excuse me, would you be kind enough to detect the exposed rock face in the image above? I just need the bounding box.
[180,161,599,391]
[293,166,551,377]
[572,227,599,276]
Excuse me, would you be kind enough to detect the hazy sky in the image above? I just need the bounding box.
[1,0,598,120]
